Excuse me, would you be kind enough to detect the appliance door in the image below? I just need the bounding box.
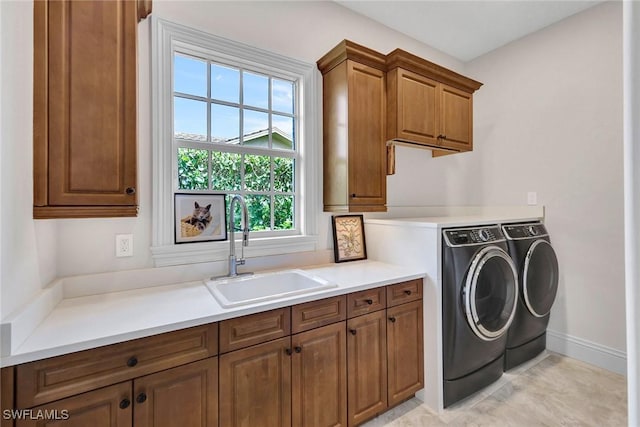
[464,246,518,341]
[523,240,559,317]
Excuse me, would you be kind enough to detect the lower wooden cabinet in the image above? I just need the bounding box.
[387,300,424,407]
[134,358,218,427]
[219,337,292,427]
[5,280,423,427]
[347,310,388,426]
[16,382,132,427]
[292,322,347,427]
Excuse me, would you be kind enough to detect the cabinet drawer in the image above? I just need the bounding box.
[219,307,291,353]
[347,288,386,318]
[386,279,423,307]
[292,295,346,334]
[16,323,218,408]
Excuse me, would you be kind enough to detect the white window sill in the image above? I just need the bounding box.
[151,235,319,267]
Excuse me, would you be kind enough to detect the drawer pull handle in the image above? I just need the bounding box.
[294,346,302,353]
[285,348,293,356]
[404,290,412,296]
[119,398,131,409]
[365,299,373,305]
[136,393,147,404]
[389,317,397,323]
[127,356,138,367]
[349,329,357,336]
[126,187,136,195]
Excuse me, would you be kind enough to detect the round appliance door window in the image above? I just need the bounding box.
[464,246,519,341]
[523,240,559,317]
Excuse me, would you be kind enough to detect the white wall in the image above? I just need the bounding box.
[389,1,626,361]
[0,1,57,320]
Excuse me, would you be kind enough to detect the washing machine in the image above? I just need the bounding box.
[442,225,519,407]
[502,222,559,371]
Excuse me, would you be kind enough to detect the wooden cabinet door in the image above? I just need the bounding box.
[440,84,473,151]
[346,60,387,211]
[16,382,132,427]
[389,68,439,146]
[387,301,424,407]
[347,310,387,426]
[34,0,139,218]
[219,337,292,427]
[133,358,218,427]
[292,322,347,427]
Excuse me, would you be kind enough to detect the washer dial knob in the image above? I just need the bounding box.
[478,229,490,242]
[528,225,539,236]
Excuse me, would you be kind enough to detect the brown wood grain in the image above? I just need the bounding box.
[16,324,217,408]
[387,300,424,407]
[219,337,292,427]
[292,322,347,427]
[133,358,217,427]
[1,367,15,427]
[440,84,474,151]
[347,287,386,318]
[291,295,346,334]
[386,279,423,307]
[219,307,291,353]
[347,310,388,426]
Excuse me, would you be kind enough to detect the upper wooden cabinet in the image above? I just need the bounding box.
[317,40,387,213]
[386,48,482,153]
[33,0,151,219]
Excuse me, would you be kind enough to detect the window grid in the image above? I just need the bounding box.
[173,52,298,234]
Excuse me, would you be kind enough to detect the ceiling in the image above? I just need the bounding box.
[335,1,604,62]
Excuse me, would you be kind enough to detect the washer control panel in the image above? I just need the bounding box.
[503,223,548,240]
[443,226,504,247]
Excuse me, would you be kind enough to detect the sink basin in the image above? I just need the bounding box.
[205,269,338,308]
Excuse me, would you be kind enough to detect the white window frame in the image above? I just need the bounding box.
[151,18,320,267]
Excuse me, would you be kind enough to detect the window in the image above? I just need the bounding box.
[174,54,298,234]
[151,18,319,266]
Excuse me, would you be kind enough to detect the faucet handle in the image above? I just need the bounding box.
[243,230,249,246]
[236,258,246,266]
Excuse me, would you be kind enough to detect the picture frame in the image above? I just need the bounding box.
[175,193,227,244]
[331,214,367,263]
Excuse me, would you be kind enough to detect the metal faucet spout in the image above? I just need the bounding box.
[228,195,250,277]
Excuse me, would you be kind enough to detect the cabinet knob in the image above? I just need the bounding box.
[127,356,138,367]
[125,187,136,195]
[350,193,356,198]
[389,317,397,323]
[294,346,302,353]
[136,393,147,404]
[404,290,412,296]
[365,299,373,305]
[349,329,357,336]
[285,348,293,356]
[119,398,131,409]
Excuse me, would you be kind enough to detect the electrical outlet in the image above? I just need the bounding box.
[527,192,537,206]
[116,234,133,257]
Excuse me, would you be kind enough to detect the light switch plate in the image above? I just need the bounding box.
[116,234,133,257]
[527,192,537,206]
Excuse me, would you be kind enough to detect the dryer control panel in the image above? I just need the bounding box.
[503,223,548,240]
[443,226,504,247]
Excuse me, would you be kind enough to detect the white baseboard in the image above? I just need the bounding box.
[547,329,627,375]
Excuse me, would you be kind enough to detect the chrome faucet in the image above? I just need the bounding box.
[227,195,251,277]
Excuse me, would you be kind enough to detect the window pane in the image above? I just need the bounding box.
[272,78,293,114]
[212,104,240,142]
[174,54,207,97]
[243,110,269,146]
[211,151,241,191]
[174,97,207,140]
[272,115,294,150]
[274,195,294,230]
[178,148,208,190]
[273,157,293,192]
[211,64,239,103]
[243,71,268,109]
[244,154,271,192]
[245,194,271,231]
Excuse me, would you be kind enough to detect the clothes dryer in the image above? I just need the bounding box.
[442,226,519,407]
[502,222,559,371]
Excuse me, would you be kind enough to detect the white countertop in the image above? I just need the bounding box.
[1,260,425,367]
[366,212,543,229]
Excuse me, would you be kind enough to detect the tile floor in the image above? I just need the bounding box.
[363,352,627,426]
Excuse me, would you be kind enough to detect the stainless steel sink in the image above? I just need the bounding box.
[205,269,338,308]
